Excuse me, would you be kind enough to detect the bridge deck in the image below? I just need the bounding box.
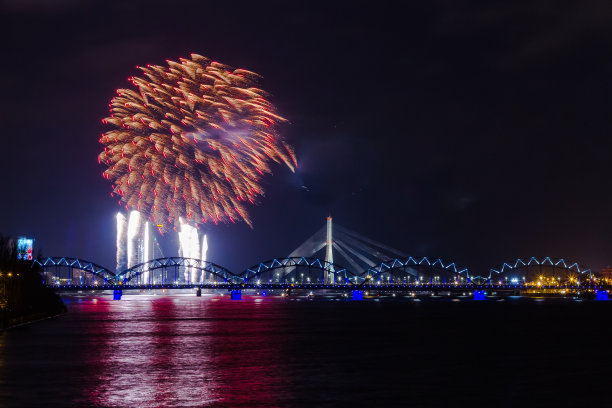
[48,283,607,293]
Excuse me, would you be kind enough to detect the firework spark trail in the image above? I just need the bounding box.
[99,54,296,231]
[116,213,127,272]
[127,210,142,269]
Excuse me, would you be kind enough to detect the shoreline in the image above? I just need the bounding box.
[0,309,66,332]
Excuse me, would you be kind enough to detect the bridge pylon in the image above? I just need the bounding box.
[324,216,335,284]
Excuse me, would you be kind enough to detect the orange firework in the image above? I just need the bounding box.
[98,53,296,230]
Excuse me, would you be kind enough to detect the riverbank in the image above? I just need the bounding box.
[0,284,66,331]
[1,307,66,331]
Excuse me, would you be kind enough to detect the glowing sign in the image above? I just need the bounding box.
[17,237,34,260]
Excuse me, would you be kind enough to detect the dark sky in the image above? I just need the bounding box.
[2,0,612,275]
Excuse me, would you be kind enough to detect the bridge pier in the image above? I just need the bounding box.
[230,290,242,300]
[473,290,485,301]
[352,290,363,300]
[113,289,122,300]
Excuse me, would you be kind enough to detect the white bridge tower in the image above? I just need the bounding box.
[324,216,335,284]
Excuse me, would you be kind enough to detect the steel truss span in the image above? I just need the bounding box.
[34,257,116,286]
[366,257,469,285]
[487,257,592,285]
[34,255,599,290]
[116,257,235,285]
[240,257,356,285]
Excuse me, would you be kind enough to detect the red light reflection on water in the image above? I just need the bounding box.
[79,295,290,407]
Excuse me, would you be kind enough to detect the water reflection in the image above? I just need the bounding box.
[1,294,611,407]
[78,294,286,407]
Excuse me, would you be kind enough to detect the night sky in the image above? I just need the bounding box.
[3,1,612,275]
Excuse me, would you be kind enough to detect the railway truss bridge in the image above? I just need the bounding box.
[32,218,609,300]
[33,255,608,300]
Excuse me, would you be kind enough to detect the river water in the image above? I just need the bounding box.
[0,293,610,407]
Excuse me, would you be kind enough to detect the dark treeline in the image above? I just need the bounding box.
[0,235,65,329]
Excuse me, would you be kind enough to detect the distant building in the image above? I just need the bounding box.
[600,267,612,282]
[16,237,34,260]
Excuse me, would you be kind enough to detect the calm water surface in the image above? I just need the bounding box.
[0,293,610,407]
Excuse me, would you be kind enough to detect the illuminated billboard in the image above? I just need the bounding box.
[17,237,34,260]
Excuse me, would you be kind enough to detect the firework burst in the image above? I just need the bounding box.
[99,53,296,231]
